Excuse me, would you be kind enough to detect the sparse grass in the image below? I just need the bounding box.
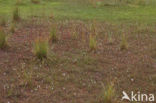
[0,0,156,103]
[120,34,128,50]
[72,30,78,39]
[151,47,156,59]
[89,35,97,51]
[72,25,78,39]
[33,37,49,60]
[31,0,40,4]
[90,22,97,36]
[108,32,113,44]
[7,87,14,97]
[0,29,8,49]
[0,17,6,26]
[49,25,57,42]
[13,7,20,22]
[10,22,15,33]
[97,83,115,103]
[23,69,33,88]
[15,0,22,5]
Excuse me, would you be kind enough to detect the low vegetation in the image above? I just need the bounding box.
[15,0,22,5]
[33,37,49,60]
[120,34,128,50]
[0,0,156,103]
[23,69,33,88]
[97,83,115,103]
[49,25,57,42]
[0,29,8,49]
[0,17,6,26]
[10,23,15,33]
[12,7,20,22]
[31,0,40,4]
[89,35,97,51]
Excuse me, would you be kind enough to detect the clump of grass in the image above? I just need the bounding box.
[72,31,78,39]
[108,32,113,44]
[120,34,128,50]
[89,35,97,51]
[10,23,16,33]
[0,17,6,26]
[33,37,49,60]
[90,21,97,36]
[23,70,33,88]
[15,0,22,5]
[151,47,156,59]
[13,7,20,22]
[7,87,14,97]
[0,29,8,49]
[88,0,99,8]
[49,26,57,42]
[31,0,40,4]
[98,83,115,103]
[72,25,78,39]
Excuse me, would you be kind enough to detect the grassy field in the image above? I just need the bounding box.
[0,0,156,103]
[0,0,156,24]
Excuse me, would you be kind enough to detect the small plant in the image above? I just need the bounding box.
[72,25,78,39]
[0,29,8,49]
[23,70,33,88]
[31,0,40,4]
[10,23,15,33]
[72,31,78,39]
[13,7,20,22]
[7,87,14,97]
[98,83,115,103]
[49,26,57,42]
[89,35,97,51]
[0,17,6,26]
[16,0,22,5]
[89,0,98,8]
[90,21,97,36]
[120,34,128,50]
[151,47,156,59]
[108,32,113,44]
[33,37,49,60]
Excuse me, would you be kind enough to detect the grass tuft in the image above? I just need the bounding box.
[13,7,20,22]
[31,0,40,4]
[108,32,113,44]
[22,69,33,88]
[49,26,57,42]
[89,35,97,51]
[0,29,8,49]
[10,23,16,33]
[0,17,6,26]
[98,83,115,103]
[33,37,49,60]
[15,0,22,5]
[120,34,128,50]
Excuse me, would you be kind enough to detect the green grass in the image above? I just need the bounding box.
[0,0,156,24]
[0,29,8,49]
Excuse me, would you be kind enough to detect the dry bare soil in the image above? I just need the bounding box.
[0,18,156,103]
